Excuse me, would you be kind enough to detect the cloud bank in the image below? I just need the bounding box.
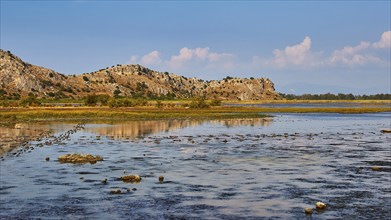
[254,30,390,69]
[372,31,391,49]
[130,47,235,71]
[129,31,390,73]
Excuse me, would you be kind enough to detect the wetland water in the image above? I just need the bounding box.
[0,113,390,219]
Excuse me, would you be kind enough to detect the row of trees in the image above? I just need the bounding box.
[280,93,391,100]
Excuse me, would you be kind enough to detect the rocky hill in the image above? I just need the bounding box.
[0,49,279,100]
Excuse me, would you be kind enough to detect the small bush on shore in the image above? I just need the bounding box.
[209,99,222,106]
[20,95,41,107]
[108,98,148,108]
[189,97,209,109]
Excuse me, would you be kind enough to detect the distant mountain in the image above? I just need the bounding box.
[0,49,279,100]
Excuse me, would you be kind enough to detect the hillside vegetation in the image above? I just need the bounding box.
[0,49,279,101]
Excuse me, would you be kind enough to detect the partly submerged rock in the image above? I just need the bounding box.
[110,189,121,194]
[371,166,382,171]
[58,153,103,164]
[316,202,327,209]
[120,175,141,183]
[304,207,313,214]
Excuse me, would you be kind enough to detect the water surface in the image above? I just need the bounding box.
[0,114,390,219]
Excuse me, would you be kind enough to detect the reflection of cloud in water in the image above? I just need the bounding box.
[85,118,272,139]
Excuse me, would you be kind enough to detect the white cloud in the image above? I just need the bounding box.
[259,36,320,68]
[140,50,162,65]
[322,31,390,67]
[129,47,235,72]
[167,47,235,69]
[168,47,194,68]
[372,31,391,49]
[329,41,372,66]
[129,31,390,74]
[256,31,390,69]
[129,55,139,64]
[194,47,209,60]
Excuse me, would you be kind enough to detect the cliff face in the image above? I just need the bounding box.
[0,49,279,100]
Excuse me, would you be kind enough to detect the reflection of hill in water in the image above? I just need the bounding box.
[85,118,272,139]
[0,123,50,154]
[211,118,272,127]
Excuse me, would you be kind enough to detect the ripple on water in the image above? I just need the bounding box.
[1,114,391,219]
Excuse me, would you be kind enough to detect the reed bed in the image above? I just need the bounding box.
[0,106,389,123]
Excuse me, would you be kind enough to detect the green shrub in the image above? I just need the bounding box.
[20,96,41,107]
[156,100,163,108]
[84,95,98,106]
[209,99,222,106]
[84,94,111,106]
[0,100,9,107]
[189,97,209,109]
[134,98,148,106]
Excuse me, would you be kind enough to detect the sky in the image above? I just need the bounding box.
[1,0,390,94]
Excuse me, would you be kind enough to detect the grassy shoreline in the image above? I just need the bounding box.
[0,106,390,123]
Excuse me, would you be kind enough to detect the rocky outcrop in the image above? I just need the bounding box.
[0,49,279,100]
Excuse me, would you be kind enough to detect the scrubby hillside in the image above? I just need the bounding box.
[0,49,279,100]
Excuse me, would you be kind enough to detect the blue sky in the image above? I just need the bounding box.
[1,0,390,94]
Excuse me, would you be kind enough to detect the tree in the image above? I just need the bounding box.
[84,95,98,106]
[209,99,222,106]
[113,89,121,97]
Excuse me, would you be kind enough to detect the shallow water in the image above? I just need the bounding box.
[0,114,390,219]
[226,102,391,108]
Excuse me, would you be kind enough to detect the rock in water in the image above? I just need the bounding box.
[316,202,327,209]
[120,175,141,183]
[58,153,103,164]
[304,208,313,214]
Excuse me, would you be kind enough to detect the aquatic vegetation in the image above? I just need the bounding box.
[0,106,389,124]
[0,107,270,123]
[120,175,141,183]
[58,153,103,164]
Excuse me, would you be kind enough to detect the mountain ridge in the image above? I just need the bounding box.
[0,49,279,100]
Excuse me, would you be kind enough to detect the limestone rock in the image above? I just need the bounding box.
[0,49,280,100]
